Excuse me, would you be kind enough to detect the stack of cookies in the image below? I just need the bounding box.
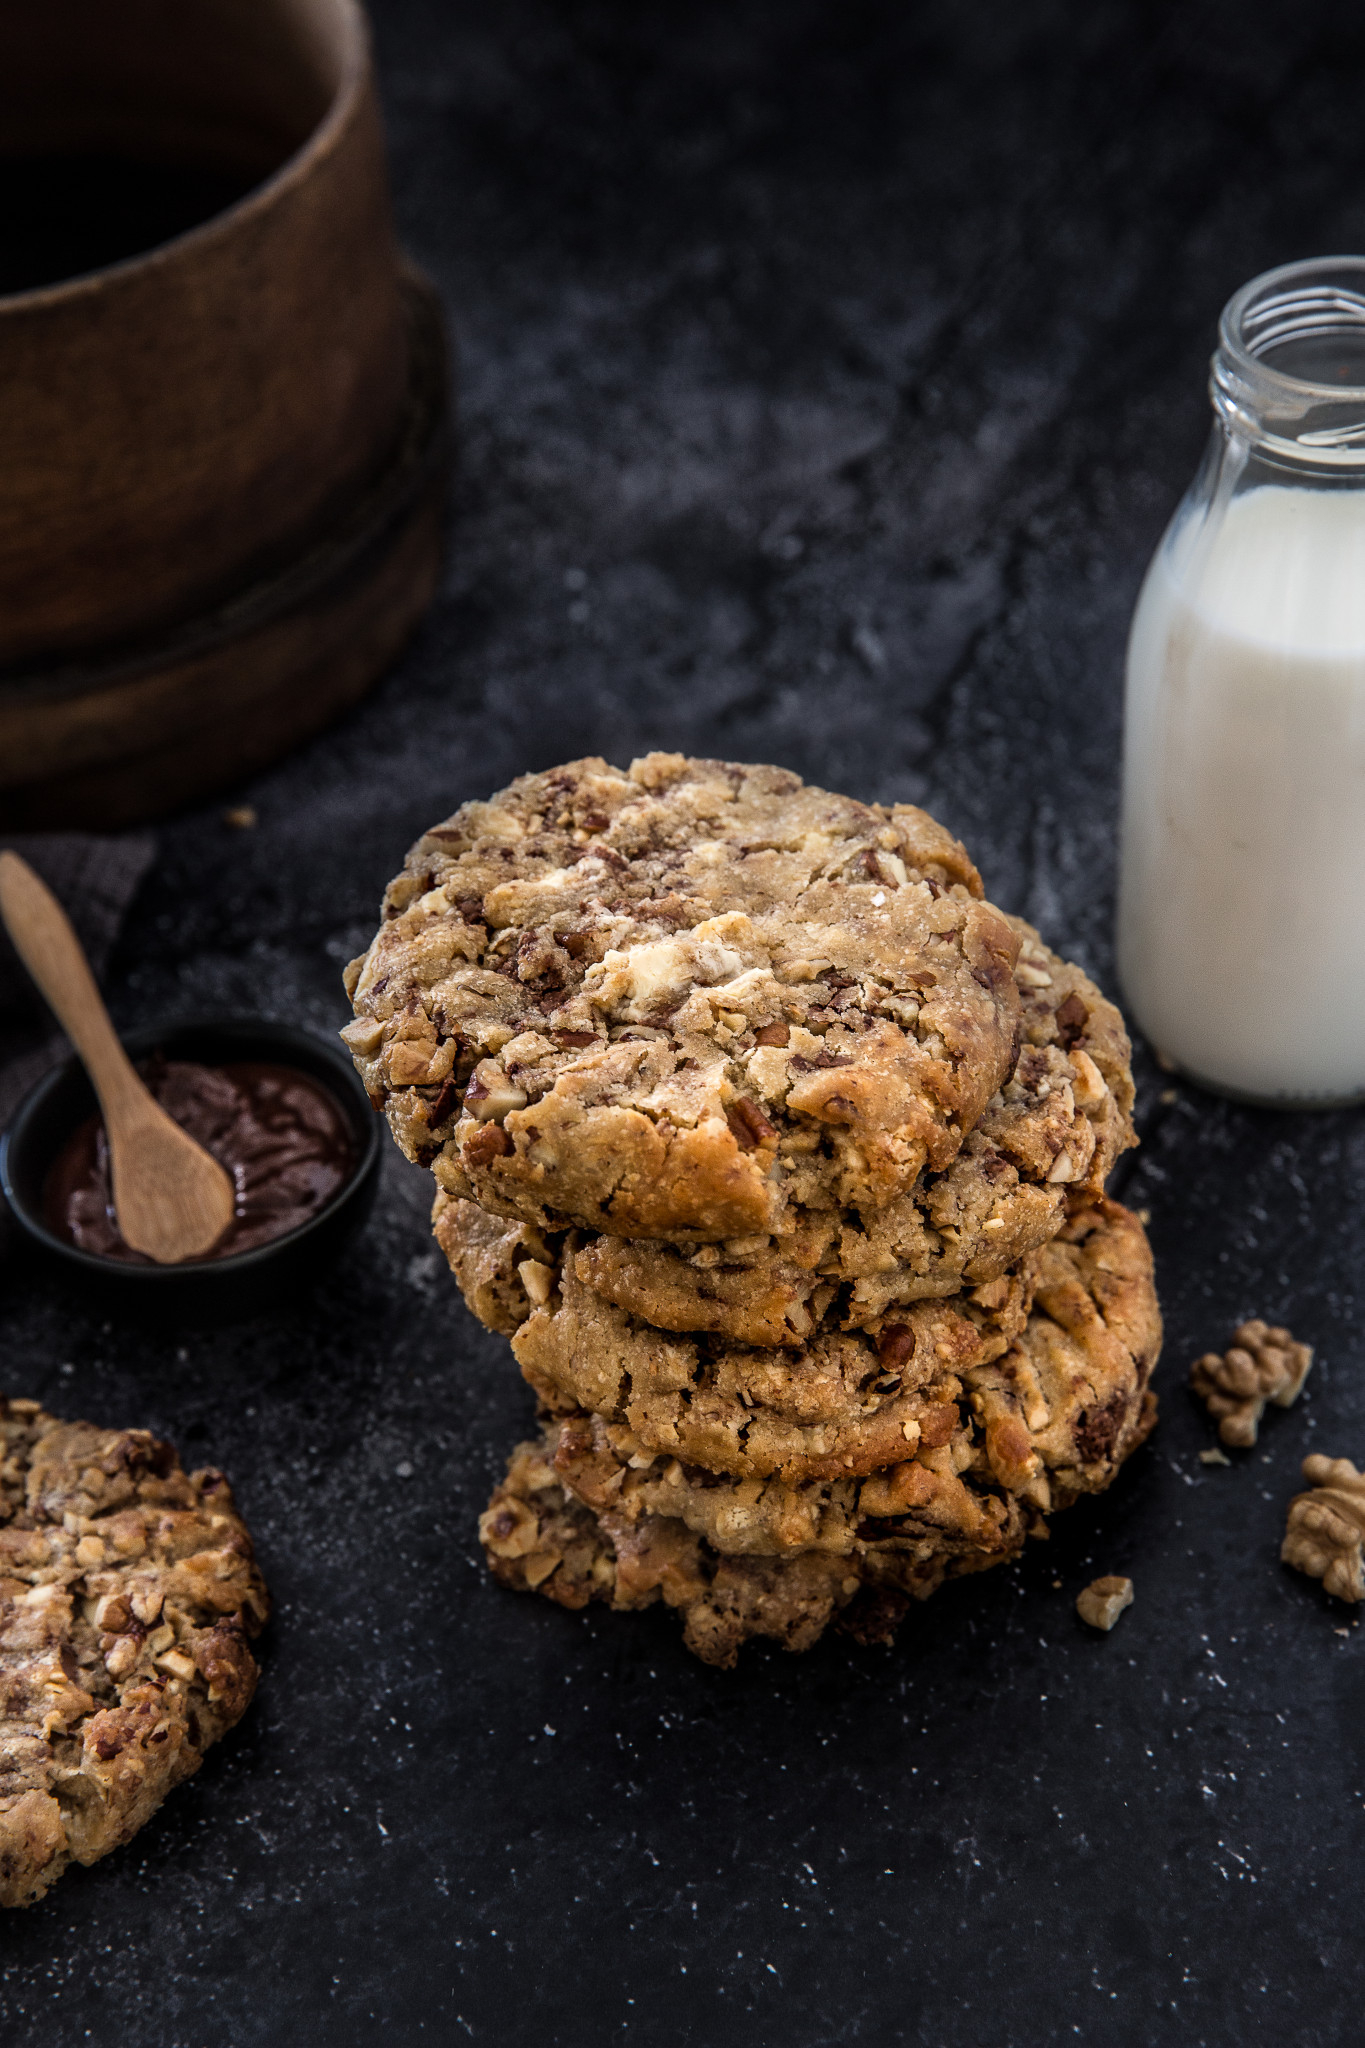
[343,755,1160,1666]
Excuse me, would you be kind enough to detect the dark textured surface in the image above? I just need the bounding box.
[4,3,1365,2041]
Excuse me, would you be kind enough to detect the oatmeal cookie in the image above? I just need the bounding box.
[530,1197,1158,1557]
[433,920,1134,1345]
[478,1201,1157,1664]
[0,1400,268,1909]
[966,1195,1161,1512]
[461,1199,1154,1485]
[542,1406,1007,1559]
[342,755,1022,1240]
[511,1248,1038,1483]
[481,1382,1153,1672]
[479,1435,854,1666]
[434,1188,1041,1356]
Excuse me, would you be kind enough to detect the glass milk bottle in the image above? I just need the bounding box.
[1118,256,1365,1106]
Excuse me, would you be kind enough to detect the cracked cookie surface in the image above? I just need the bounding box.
[479,1202,1159,1664]
[343,754,1022,1240]
[434,918,1134,1345]
[0,1401,268,1909]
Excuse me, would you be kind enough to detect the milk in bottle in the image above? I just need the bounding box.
[1117,258,1365,1104]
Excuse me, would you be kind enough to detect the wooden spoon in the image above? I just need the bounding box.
[0,851,236,1263]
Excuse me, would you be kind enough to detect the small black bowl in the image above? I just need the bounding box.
[0,1016,381,1318]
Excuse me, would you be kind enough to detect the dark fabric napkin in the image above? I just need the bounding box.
[0,832,156,1133]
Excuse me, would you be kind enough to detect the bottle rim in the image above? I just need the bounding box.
[1214,255,1365,461]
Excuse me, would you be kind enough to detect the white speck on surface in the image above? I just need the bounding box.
[395,1461,414,1478]
[852,621,885,668]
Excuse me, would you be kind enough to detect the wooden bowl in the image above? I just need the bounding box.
[0,0,449,830]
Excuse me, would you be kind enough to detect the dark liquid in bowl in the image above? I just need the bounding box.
[0,153,259,295]
[43,1058,354,1264]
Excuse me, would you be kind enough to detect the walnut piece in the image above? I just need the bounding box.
[1190,1319,1312,1448]
[1283,1455,1365,1603]
[1076,1575,1133,1631]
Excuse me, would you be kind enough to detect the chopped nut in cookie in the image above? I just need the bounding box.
[1190,1319,1313,1448]
[1076,1576,1134,1631]
[1283,1455,1365,1603]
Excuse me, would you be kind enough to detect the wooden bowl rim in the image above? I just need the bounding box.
[0,0,371,315]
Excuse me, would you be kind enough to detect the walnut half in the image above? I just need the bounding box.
[1283,1455,1365,1603]
[1190,1319,1312,1448]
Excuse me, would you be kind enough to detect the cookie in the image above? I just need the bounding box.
[513,1247,1038,1482]
[342,754,1023,1240]
[449,1197,1153,1487]
[975,1196,1161,1509]
[480,1435,856,1667]
[433,920,1135,1346]
[480,1405,1123,1673]
[543,1198,1159,1556]
[479,1202,1159,1665]
[0,1401,268,1909]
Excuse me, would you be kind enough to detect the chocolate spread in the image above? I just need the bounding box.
[43,1058,355,1263]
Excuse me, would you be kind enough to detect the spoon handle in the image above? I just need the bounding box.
[0,851,148,1124]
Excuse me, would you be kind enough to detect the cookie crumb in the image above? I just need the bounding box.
[1051,1578,1063,1589]
[1159,1089,1177,1106]
[1199,1446,1231,1466]
[1076,1575,1134,1631]
[1190,1320,1312,1448]
[1137,1208,1151,1225]
[223,804,257,829]
[1283,1455,1365,1603]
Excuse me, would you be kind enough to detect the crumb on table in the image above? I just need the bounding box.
[1076,1575,1134,1631]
